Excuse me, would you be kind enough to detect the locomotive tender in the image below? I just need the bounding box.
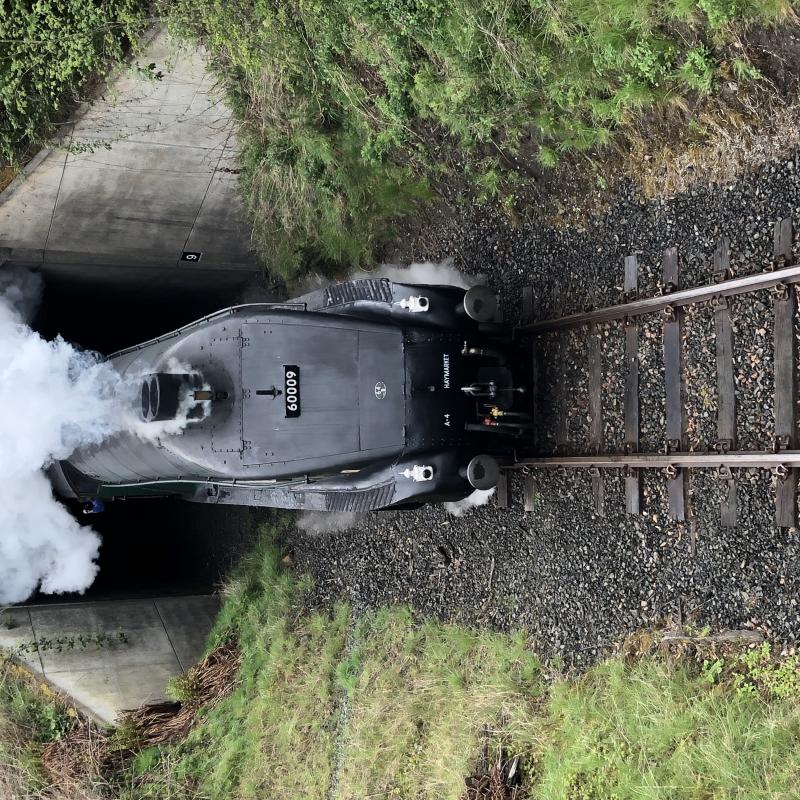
[50,278,528,512]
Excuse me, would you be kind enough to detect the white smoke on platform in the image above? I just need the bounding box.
[296,511,362,535]
[0,268,194,604]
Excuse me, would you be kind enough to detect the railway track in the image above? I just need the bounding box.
[501,217,799,528]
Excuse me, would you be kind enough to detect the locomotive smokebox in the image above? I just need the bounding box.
[141,373,195,421]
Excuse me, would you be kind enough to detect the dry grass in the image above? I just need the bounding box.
[0,658,106,800]
[625,88,800,199]
[0,641,241,800]
[119,639,240,751]
[0,709,42,799]
[0,165,16,194]
[462,750,526,800]
[335,608,545,800]
[40,720,112,799]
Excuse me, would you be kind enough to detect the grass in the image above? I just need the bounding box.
[536,658,800,799]
[0,657,87,799]
[336,608,543,800]
[4,524,800,798]
[122,523,351,800]
[100,523,800,800]
[166,0,794,280]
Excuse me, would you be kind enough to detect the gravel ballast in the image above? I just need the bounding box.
[290,156,800,668]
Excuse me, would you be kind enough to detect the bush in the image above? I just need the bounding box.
[0,0,146,165]
[166,0,791,279]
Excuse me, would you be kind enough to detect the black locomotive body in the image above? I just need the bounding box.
[50,278,526,512]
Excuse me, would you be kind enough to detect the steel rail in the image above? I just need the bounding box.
[516,263,800,333]
[513,451,800,469]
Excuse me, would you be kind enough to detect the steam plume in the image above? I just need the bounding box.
[297,511,361,535]
[0,268,192,604]
[374,257,483,289]
[444,488,495,516]
[296,257,482,298]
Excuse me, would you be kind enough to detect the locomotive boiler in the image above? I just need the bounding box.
[49,278,528,512]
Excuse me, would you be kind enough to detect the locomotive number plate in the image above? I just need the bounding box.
[284,365,301,417]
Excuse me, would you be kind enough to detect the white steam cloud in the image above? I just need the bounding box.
[0,268,193,605]
[296,511,361,535]
[373,257,483,289]
[443,488,496,516]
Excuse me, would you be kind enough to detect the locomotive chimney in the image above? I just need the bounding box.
[140,373,196,422]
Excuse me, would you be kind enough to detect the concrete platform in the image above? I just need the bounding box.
[0,595,219,725]
[0,26,258,280]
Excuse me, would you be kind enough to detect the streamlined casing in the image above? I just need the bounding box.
[51,279,518,511]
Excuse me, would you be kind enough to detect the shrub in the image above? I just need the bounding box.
[0,0,146,165]
[166,0,791,279]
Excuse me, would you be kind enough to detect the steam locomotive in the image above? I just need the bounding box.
[49,278,529,512]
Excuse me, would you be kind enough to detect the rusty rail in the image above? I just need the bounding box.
[514,218,798,527]
[517,260,800,334]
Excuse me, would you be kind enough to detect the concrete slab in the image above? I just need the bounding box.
[72,59,232,152]
[155,595,220,670]
[53,661,179,724]
[73,108,233,150]
[0,607,41,672]
[0,27,258,277]
[47,141,217,263]
[29,601,178,674]
[0,149,68,251]
[1,595,218,725]
[183,145,254,269]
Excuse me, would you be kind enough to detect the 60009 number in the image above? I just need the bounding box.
[284,365,301,417]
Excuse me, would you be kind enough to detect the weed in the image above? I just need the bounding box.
[683,621,712,637]
[0,656,86,798]
[108,718,145,753]
[679,46,717,94]
[733,642,800,699]
[166,673,203,706]
[698,0,744,29]
[731,56,763,81]
[702,656,725,683]
[14,630,129,657]
[0,612,18,630]
[537,147,559,169]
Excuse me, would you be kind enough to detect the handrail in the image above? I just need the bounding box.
[108,303,307,359]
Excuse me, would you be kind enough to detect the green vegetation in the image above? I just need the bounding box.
[167,0,791,279]
[4,526,800,799]
[539,658,800,798]
[0,658,79,797]
[0,0,146,166]
[334,609,543,800]
[165,539,351,800]
[107,525,800,800]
